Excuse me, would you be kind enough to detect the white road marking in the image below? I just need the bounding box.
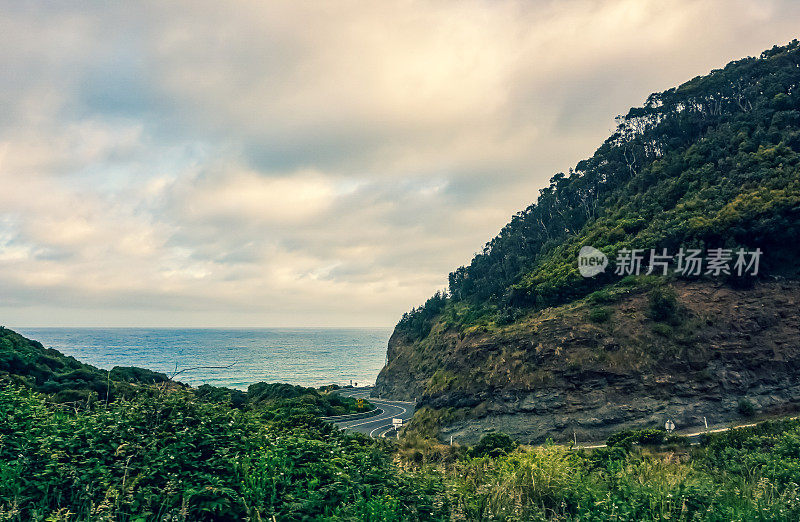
[338,402,407,429]
[327,388,413,438]
[370,423,394,437]
[380,427,399,438]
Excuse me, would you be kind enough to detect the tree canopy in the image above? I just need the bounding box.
[399,40,800,340]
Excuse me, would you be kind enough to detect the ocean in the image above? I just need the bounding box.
[16,327,392,390]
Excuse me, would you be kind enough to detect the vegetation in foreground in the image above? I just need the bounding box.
[3,379,800,521]
[3,325,800,520]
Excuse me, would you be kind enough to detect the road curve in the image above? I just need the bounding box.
[330,386,415,438]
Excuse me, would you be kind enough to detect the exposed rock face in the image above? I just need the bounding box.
[373,330,429,401]
[374,280,800,443]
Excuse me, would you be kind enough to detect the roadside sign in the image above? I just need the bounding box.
[665,419,675,433]
[392,418,403,427]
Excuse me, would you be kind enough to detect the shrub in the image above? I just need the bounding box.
[607,428,668,447]
[109,365,170,384]
[196,384,248,408]
[648,286,679,322]
[738,398,756,417]
[470,432,517,457]
[589,306,612,323]
[0,384,444,521]
[652,322,673,337]
[588,289,616,304]
[495,306,523,325]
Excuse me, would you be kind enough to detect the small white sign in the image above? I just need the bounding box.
[392,418,403,427]
[665,419,675,433]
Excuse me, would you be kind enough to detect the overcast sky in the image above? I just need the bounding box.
[1,1,798,327]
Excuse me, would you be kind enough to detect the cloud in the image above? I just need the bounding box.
[168,168,338,225]
[0,0,799,326]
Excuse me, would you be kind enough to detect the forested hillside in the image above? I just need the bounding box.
[396,40,800,341]
[376,40,800,444]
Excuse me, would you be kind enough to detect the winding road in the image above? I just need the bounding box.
[328,386,415,438]
[326,388,796,445]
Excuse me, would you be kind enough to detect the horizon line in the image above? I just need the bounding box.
[7,324,395,330]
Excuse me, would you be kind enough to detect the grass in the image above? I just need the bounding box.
[4,381,800,520]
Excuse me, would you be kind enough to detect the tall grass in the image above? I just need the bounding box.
[4,381,800,521]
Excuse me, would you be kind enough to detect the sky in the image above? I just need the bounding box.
[1,0,799,328]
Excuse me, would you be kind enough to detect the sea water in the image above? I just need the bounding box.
[16,327,391,390]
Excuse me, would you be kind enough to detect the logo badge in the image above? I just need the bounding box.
[578,246,608,278]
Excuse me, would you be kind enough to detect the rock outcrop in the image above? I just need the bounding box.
[375,280,800,443]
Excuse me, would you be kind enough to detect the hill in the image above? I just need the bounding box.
[374,40,800,443]
[0,326,369,416]
[0,326,170,402]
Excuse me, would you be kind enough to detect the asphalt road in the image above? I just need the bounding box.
[328,388,794,445]
[329,387,415,438]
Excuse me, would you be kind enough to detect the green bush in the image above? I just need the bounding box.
[737,398,756,417]
[0,384,443,521]
[470,432,517,457]
[652,322,673,337]
[3,381,800,520]
[607,428,667,447]
[109,366,170,384]
[446,417,800,520]
[0,328,158,402]
[589,306,612,323]
[588,289,616,304]
[195,384,248,408]
[495,306,524,325]
[648,286,679,322]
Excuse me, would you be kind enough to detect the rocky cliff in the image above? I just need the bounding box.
[376,279,800,443]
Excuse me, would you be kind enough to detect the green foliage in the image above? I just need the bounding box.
[398,39,800,338]
[698,418,800,494]
[651,322,673,337]
[108,366,169,385]
[470,432,517,458]
[195,383,248,408]
[247,381,311,402]
[396,290,447,341]
[0,327,154,402]
[495,306,524,326]
[737,398,757,417]
[648,286,680,322]
[0,326,366,419]
[246,381,370,418]
[587,289,616,304]
[588,306,612,323]
[606,428,684,448]
[0,384,444,521]
[437,419,800,520]
[191,381,370,419]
